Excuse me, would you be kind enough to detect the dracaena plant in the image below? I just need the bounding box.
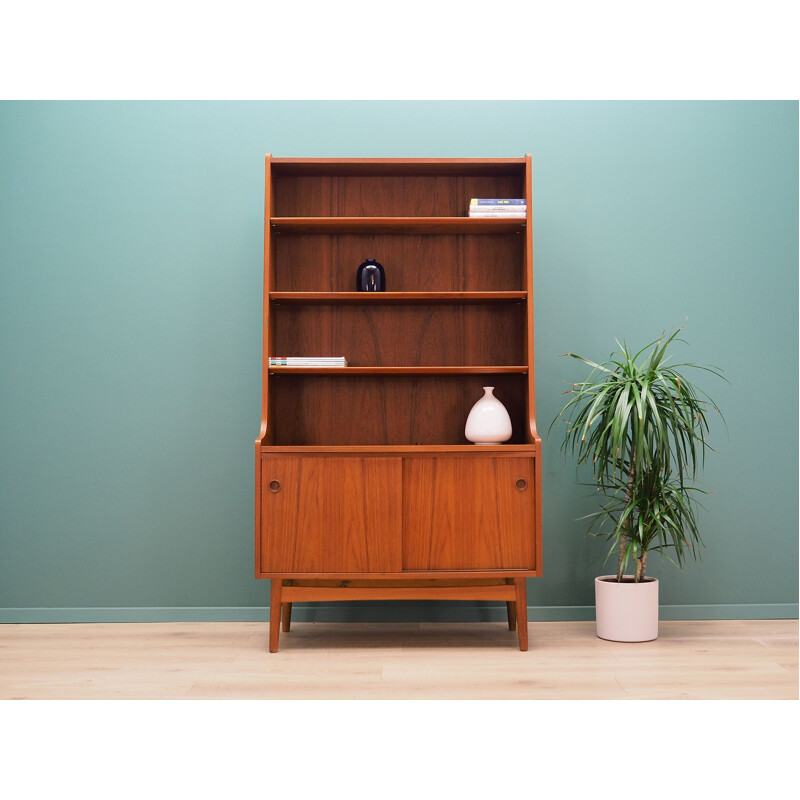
[551,325,725,582]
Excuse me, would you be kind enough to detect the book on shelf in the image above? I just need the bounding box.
[468,198,526,218]
[470,198,526,206]
[269,356,348,367]
[469,211,527,217]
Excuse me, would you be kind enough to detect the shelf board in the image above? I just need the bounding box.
[270,216,525,235]
[260,444,538,453]
[267,366,528,375]
[269,291,527,305]
[270,157,526,177]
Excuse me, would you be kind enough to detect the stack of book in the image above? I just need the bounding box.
[269,356,348,367]
[468,198,527,218]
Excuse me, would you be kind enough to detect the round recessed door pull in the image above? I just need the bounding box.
[515,479,528,491]
[269,480,281,493]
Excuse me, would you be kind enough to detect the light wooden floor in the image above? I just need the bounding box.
[0,619,796,699]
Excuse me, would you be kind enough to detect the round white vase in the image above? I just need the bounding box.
[465,386,512,445]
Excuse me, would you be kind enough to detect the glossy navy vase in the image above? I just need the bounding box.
[356,258,386,291]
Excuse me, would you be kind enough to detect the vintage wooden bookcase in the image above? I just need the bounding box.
[255,156,542,651]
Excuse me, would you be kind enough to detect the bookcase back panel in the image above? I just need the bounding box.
[274,234,524,292]
[273,175,524,217]
[271,375,526,446]
[272,304,525,367]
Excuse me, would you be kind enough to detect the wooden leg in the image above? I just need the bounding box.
[269,580,282,653]
[506,578,516,630]
[514,578,528,651]
[282,603,292,632]
[506,601,517,631]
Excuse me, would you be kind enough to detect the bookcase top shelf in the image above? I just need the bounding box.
[269,217,526,235]
[269,291,527,305]
[269,157,526,177]
[267,366,528,375]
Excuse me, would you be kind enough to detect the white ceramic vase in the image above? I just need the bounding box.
[465,386,512,445]
[595,575,659,642]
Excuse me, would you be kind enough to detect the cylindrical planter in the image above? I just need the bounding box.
[595,575,659,642]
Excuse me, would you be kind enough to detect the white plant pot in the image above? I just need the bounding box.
[595,575,659,642]
[465,386,512,445]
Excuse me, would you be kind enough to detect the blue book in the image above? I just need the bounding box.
[470,198,526,206]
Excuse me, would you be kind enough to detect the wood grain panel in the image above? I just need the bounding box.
[260,457,402,573]
[402,457,536,570]
[271,375,526,446]
[272,304,525,366]
[273,175,524,217]
[274,234,524,292]
[280,583,517,602]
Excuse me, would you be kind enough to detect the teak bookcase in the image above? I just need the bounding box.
[255,156,542,651]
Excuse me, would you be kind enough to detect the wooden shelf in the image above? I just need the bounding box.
[270,157,526,177]
[267,366,528,375]
[269,291,527,305]
[261,444,538,454]
[270,217,525,234]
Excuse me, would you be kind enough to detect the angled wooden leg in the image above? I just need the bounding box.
[506,601,517,631]
[282,603,292,632]
[505,579,516,630]
[269,580,282,653]
[514,578,528,651]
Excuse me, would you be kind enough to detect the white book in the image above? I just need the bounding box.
[270,356,348,366]
[469,210,527,216]
[469,207,527,212]
[470,198,526,206]
[469,211,526,218]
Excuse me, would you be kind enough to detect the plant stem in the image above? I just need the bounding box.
[617,451,635,582]
[635,551,648,582]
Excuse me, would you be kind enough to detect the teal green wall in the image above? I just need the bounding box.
[1,101,797,622]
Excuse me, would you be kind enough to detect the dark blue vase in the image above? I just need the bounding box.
[356,258,386,292]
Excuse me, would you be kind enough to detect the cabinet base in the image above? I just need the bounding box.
[268,578,528,652]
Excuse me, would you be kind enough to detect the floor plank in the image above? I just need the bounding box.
[0,620,796,700]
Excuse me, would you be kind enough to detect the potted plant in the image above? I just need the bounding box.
[551,324,725,641]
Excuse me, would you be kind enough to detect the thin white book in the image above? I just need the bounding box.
[469,209,527,214]
[469,207,527,213]
[469,210,526,217]
[269,356,348,366]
